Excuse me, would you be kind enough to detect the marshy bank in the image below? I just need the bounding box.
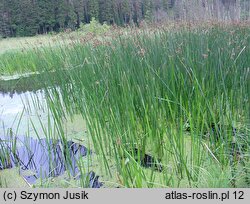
[0,24,249,188]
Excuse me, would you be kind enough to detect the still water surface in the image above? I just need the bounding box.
[0,90,49,137]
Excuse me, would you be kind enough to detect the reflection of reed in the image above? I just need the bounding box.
[0,70,71,95]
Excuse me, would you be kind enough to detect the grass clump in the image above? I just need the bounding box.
[0,24,249,188]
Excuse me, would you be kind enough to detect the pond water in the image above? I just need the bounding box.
[0,136,102,188]
[0,90,50,138]
[0,89,101,187]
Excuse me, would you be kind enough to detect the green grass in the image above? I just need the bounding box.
[0,24,249,188]
[0,18,110,56]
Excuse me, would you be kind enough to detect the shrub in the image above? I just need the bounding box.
[78,18,110,35]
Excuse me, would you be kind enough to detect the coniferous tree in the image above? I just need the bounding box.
[0,1,6,37]
[17,0,39,36]
[99,0,114,23]
[131,0,141,24]
[121,0,131,24]
[0,0,249,37]
[0,0,11,37]
[144,0,153,21]
[73,0,85,28]
[37,0,55,33]
[89,0,99,21]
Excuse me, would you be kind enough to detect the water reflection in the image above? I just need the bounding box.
[0,90,49,137]
[0,136,102,188]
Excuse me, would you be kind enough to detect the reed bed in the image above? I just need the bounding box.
[0,24,249,187]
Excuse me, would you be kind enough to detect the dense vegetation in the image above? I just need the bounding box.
[0,24,249,187]
[0,0,249,190]
[0,0,249,37]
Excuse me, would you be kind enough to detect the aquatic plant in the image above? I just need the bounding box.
[0,24,249,187]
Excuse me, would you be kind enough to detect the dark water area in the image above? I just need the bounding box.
[0,136,102,188]
[131,148,163,172]
[0,70,71,95]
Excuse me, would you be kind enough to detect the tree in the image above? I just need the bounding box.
[0,0,249,37]
[17,0,39,36]
[73,0,85,28]
[89,0,99,20]
[37,0,55,33]
[99,0,114,24]
[143,0,153,22]
[0,0,12,37]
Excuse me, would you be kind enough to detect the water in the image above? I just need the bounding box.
[0,90,50,138]
[0,136,102,188]
[0,70,70,95]
[0,90,101,187]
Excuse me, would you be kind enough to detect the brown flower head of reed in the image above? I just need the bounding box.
[138,48,146,57]
[93,39,102,48]
[202,54,208,59]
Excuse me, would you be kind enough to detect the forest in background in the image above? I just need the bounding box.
[0,0,250,37]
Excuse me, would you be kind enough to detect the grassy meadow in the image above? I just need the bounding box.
[0,22,249,188]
